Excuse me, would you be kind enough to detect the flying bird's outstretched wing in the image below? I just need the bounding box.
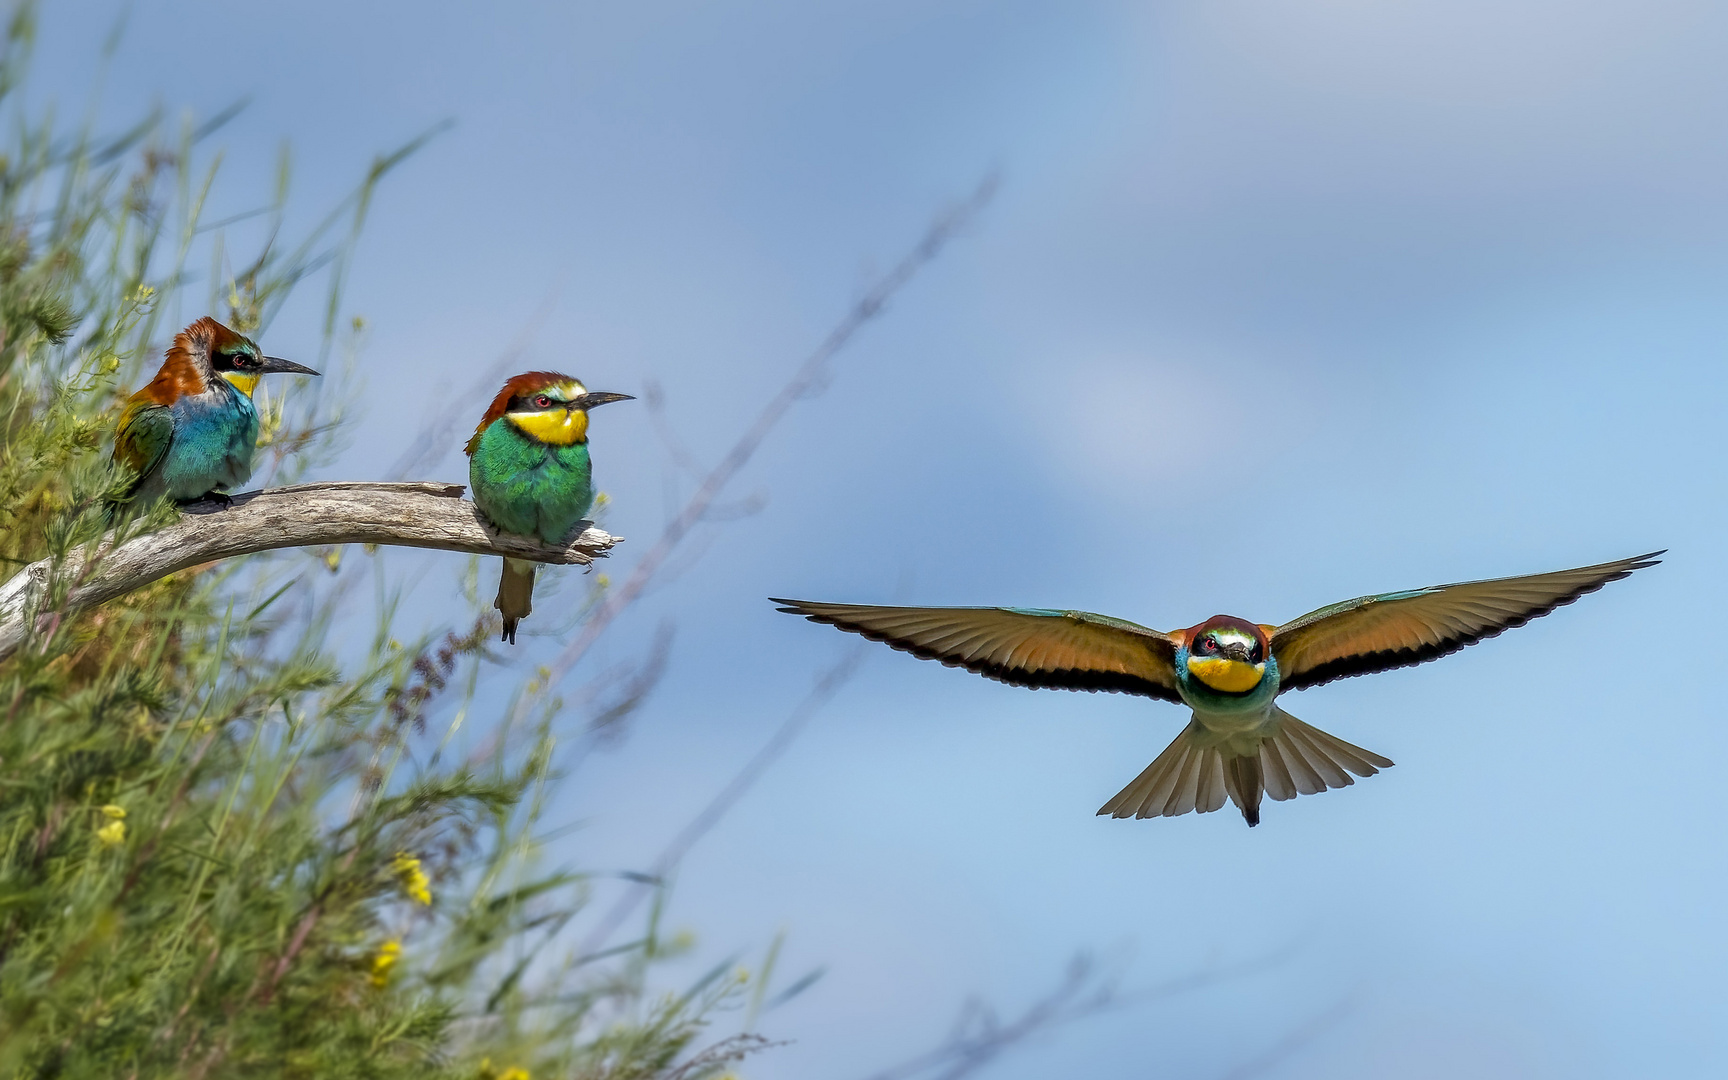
[772,600,1183,702]
[1270,551,1663,692]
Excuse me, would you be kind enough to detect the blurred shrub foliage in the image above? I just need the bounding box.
[0,7,766,1078]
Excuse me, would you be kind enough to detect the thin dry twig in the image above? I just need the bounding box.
[511,173,999,725]
[855,948,1301,1080]
[855,955,1116,1080]
[576,642,867,957]
[384,284,564,481]
[1212,996,1353,1080]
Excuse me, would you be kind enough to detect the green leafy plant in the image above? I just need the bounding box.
[0,7,766,1078]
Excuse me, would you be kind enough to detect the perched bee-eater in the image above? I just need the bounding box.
[112,317,319,505]
[466,372,632,644]
[775,551,1660,827]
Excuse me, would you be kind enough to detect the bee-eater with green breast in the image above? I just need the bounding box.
[775,551,1660,827]
[466,372,632,644]
[112,317,319,505]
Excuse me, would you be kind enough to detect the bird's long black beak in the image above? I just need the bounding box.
[258,355,321,376]
[570,391,634,410]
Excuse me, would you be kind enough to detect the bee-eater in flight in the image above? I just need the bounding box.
[466,371,632,644]
[111,317,319,505]
[775,551,1660,827]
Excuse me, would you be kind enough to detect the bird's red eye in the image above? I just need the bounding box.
[1200,638,1216,653]
[534,395,551,408]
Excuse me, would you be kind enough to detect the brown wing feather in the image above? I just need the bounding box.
[1271,551,1662,692]
[772,600,1183,702]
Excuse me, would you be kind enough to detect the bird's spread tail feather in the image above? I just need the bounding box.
[1097,708,1392,827]
[495,557,536,644]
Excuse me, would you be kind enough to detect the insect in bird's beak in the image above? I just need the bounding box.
[256,356,322,376]
[569,391,633,411]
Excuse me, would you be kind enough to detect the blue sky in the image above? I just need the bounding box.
[31,2,1728,1076]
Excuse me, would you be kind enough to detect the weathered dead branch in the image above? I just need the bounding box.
[0,481,619,660]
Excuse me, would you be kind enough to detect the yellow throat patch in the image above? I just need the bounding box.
[220,371,261,397]
[507,406,589,446]
[1185,656,1265,694]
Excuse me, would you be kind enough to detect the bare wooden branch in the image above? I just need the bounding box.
[0,481,619,661]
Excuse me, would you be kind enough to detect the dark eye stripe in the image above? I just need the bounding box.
[508,393,564,411]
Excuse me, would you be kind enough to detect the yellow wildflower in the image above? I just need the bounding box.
[499,1070,530,1080]
[371,939,402,987]
[96,805,127,845]
[392,851,432,906]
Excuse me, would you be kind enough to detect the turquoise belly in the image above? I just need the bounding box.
[159,390,258,500]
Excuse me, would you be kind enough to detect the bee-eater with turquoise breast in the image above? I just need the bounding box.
[112,317,319,505]
[776,551,1660,826]
[466,372,633,644]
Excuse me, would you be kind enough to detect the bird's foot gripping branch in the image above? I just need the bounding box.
[0,481,620,662]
